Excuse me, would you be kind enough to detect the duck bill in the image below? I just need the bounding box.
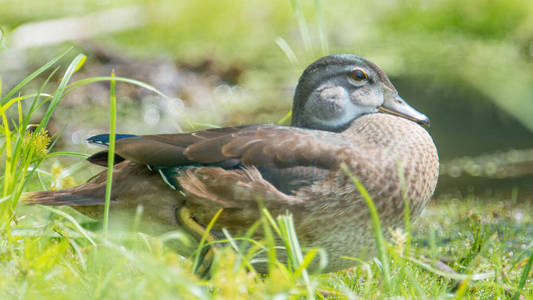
[378,93,430,126]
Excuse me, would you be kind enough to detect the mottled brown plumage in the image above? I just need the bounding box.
[26,54,439,272]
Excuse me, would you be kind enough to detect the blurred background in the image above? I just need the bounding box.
[1,0,533,199]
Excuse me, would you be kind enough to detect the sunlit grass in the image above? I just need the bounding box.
[0,54,531,299]
[102,70,116,238]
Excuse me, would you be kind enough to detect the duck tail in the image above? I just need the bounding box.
[23,187,105,206]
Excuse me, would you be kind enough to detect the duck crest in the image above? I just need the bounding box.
[26,54,439,273]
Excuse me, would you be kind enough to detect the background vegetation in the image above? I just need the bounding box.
[0,0,531,298]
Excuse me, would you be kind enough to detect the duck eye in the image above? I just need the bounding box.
[349,69,368,82]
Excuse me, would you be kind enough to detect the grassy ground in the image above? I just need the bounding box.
[3,197,531,299]
[1,53,532,300]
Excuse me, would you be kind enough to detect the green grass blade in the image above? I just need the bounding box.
[40,206,97,247]
[260,208,279,274]
[1,48,70,105]
[275,37,300,68]
[64,76,171,100]
[36,53,87,132]
[290,0,313,54]
[46,152,90,159]
[340,162,391,293]
[277,214,314,298]
[21,68,59,128]
[220,228,257,272]
[511,250,533,300]
[192,208,223,273]
[314,0,329,55]
[103,71,117,238]
[277,110,292,125]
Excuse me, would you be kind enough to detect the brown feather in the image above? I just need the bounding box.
[26,162,184,227]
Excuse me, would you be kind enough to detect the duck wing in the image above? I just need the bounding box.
[85,125,350,205]
[88,124,349,171]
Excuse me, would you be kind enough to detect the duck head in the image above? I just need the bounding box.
[291,54,429,131]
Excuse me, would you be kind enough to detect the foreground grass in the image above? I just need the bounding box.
[2,197,531,299]
[1,54,532,299]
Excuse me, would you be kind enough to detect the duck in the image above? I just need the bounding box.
[27,54,439,273]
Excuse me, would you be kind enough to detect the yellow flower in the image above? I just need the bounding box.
[23,128,50,159]
[51,162,77,190]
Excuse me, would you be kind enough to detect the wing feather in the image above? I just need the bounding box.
[89,125,349,170]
